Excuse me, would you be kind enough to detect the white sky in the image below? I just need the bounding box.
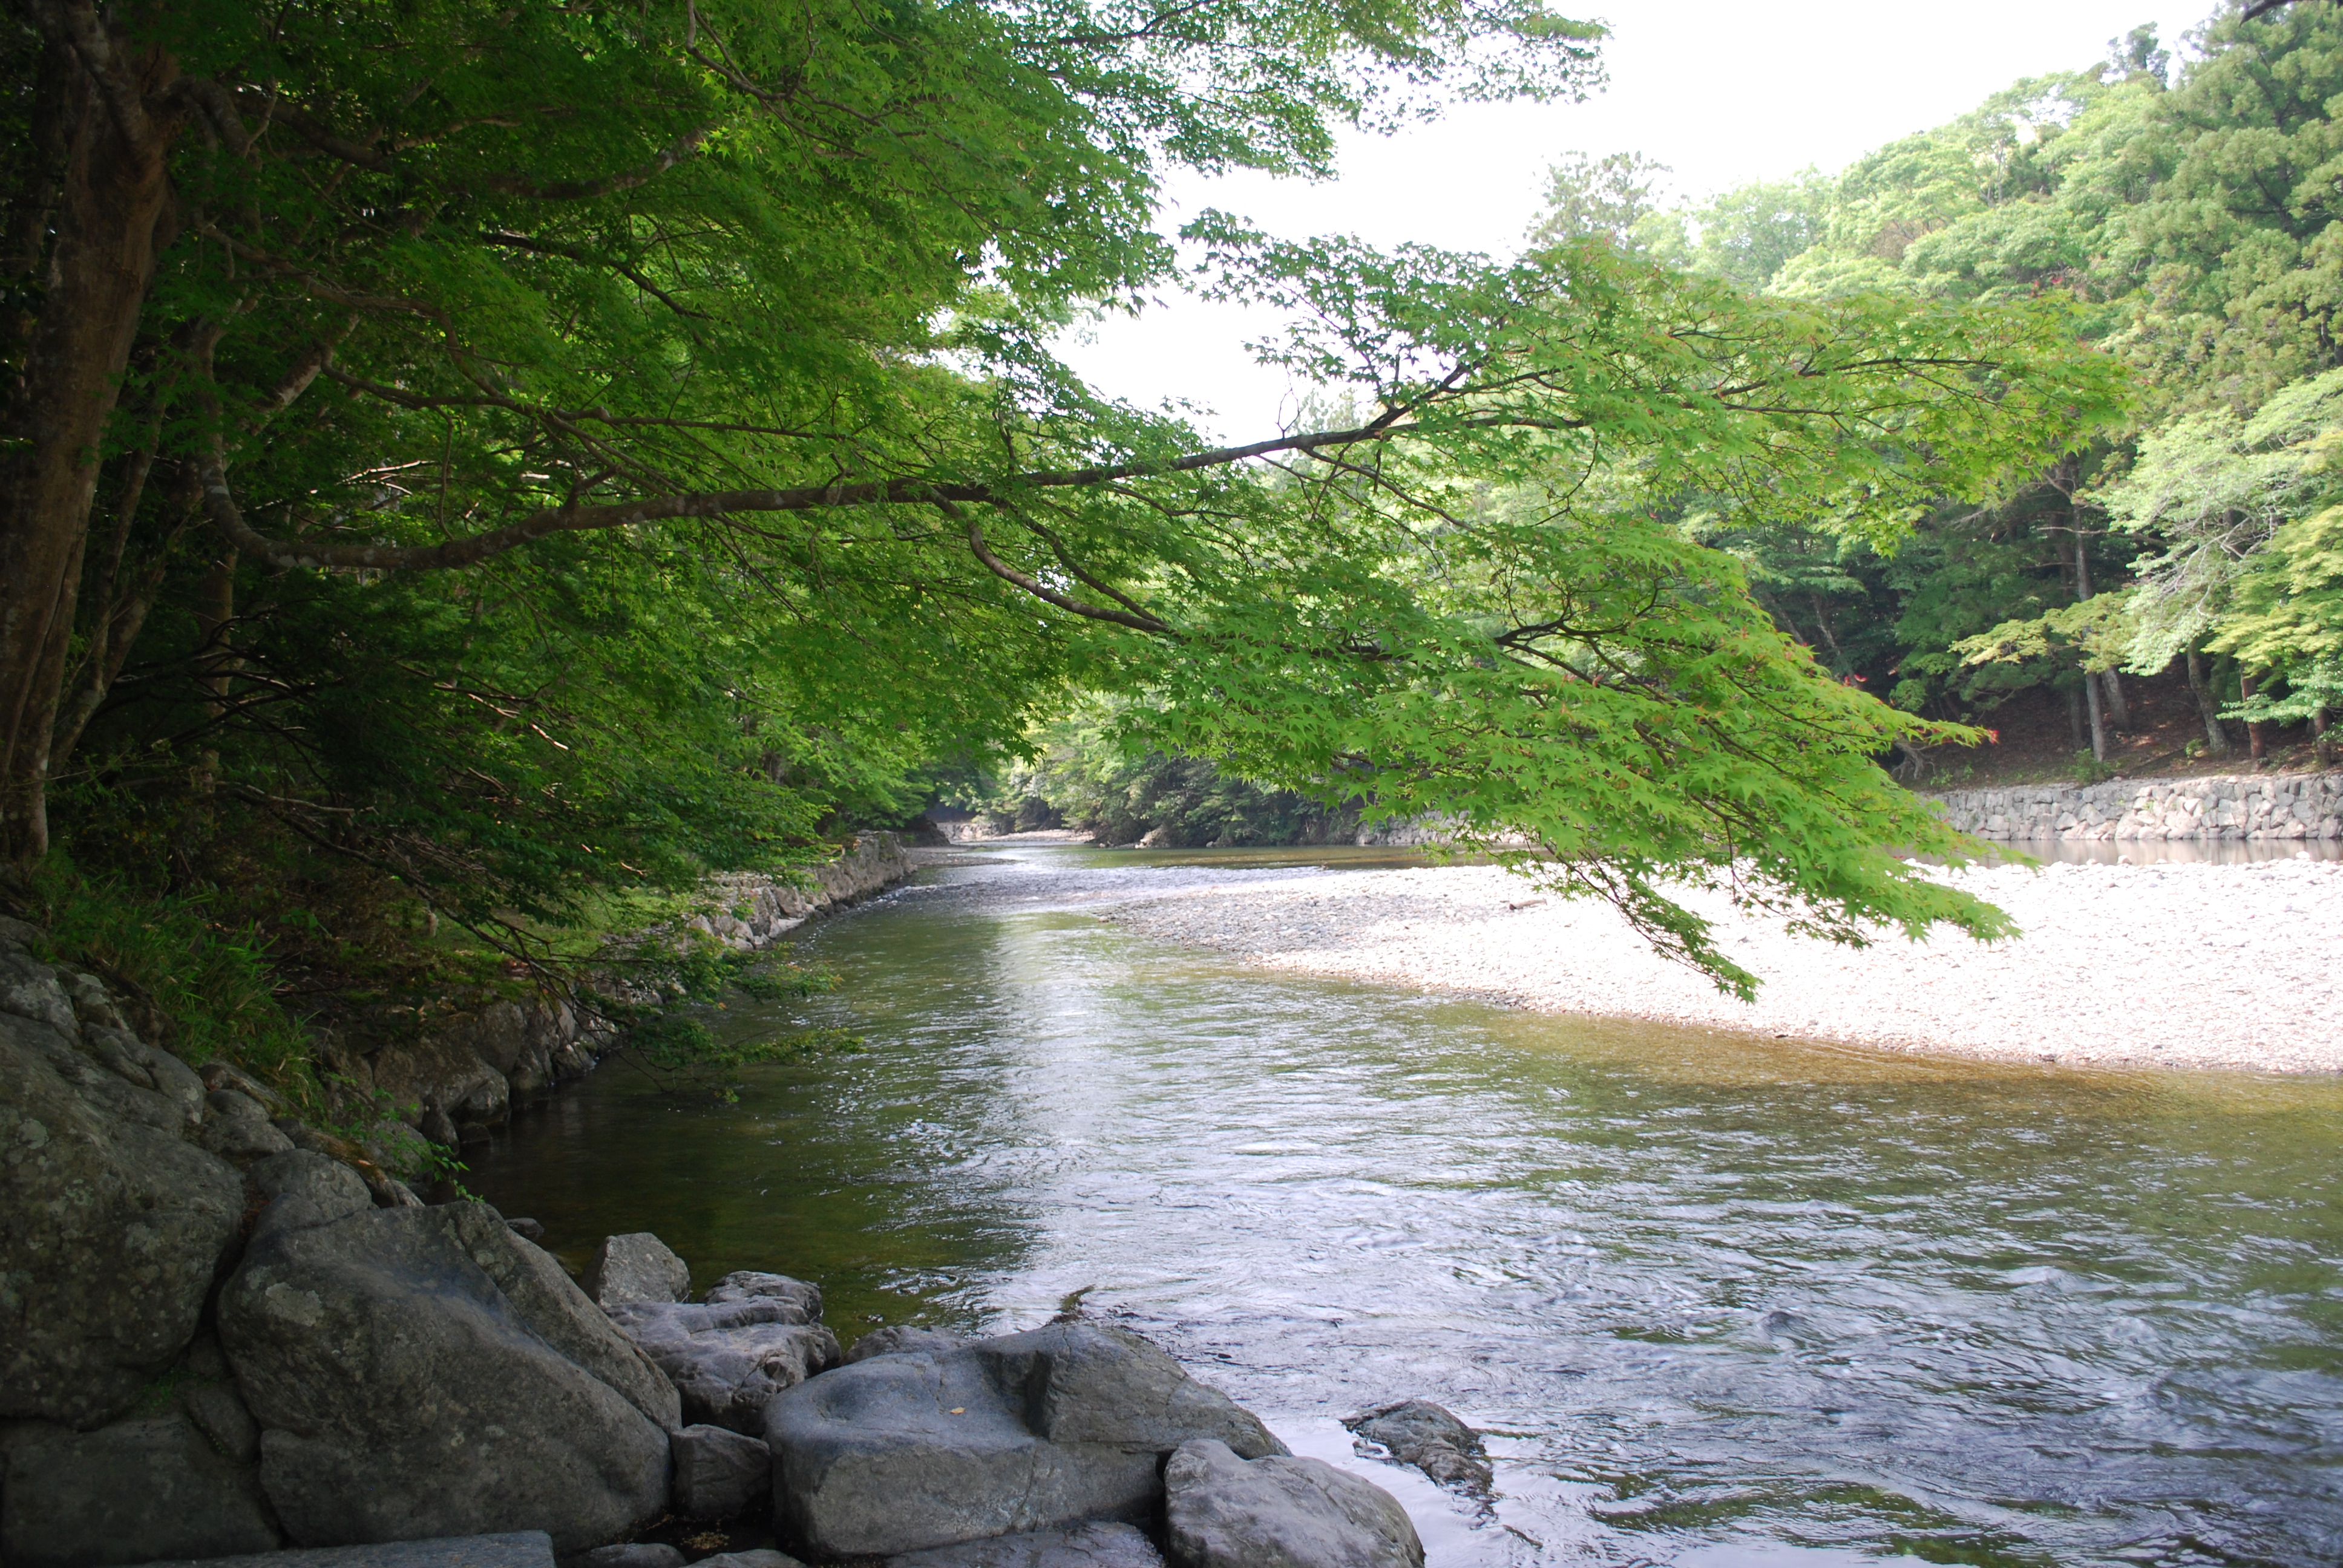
[1055,0,2216,440]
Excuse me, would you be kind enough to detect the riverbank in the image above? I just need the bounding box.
[1103,856,2343,1074]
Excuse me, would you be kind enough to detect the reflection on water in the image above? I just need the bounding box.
[468,848,2343,1567]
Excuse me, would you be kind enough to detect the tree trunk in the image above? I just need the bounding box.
[2185,645,2231,756]
[0,34,180,871]
[2241,671,2267,763]
[2315,706,2332,769]
[2099,666,2130,730]
[2066,681,2086,750]
[2068,528,2128,736]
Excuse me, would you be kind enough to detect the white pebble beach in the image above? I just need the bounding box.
[1102,856,2343,1074]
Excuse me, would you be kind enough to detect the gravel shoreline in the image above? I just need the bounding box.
[1102,857,2343,1074]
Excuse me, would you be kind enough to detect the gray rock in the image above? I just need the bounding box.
[247,1149,375,1244]
[583,1231,692,1305]
[508,1216,547,1240]
[673,1422,772,1520]
[766,1321,1286,1560]
[568,1547,684,1568]
[692,1553,805,1568]
[847,1324,969,1363]
[0,1010,243,1428]
[182,1380,263,1465]
[117,1532,555,1568]
[608,1293,842,1434]
[218,1200,677,1550]
[0,944,80,1036]
[706,1269,822,1319]
[888,1522,1165,1568]
[84,1025,205,1122]
[198,1059,287,1114]
[198,1088,297,1161]
[1341,1399,1490,1491]
[1163,1439,1422,1568]
[0,1411,281,1566]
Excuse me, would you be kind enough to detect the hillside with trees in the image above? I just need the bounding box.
[989,6,2343,852]
[1626,6,2343,782]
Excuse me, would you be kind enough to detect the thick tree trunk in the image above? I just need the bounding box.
[2085,666,2109,763]
[2241,671,2267,763]
[0,37,179,869]
[2184,646,2231,756]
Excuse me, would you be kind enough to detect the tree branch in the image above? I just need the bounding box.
[946,501,1171,633]
[194,417,1441,572]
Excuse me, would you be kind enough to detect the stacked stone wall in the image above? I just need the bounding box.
[1927,773,2343,841]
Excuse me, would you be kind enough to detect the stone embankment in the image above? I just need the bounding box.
[328,834,914,1153]
[1928,771,2343,841]
[0,930,1444,1568]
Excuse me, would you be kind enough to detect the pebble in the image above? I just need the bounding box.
[1103,858,2343,1073]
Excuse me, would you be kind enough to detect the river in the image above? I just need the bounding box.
[467,845,2343,1567]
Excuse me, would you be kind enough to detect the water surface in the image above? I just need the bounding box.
[469,846,2343,1567]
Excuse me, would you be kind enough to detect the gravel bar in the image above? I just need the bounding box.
[1102,858,2343,1073]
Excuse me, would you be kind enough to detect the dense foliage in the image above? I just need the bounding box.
[1588,6,2343,773]
[0,0,2139,1051]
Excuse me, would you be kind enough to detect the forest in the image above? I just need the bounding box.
[0,0,2333,1081]
[1002,8,2343,846]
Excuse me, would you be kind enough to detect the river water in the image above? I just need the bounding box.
[467,846,2343,1568]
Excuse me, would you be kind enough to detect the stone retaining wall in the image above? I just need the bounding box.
[334,833,917,1146]
[1927,773,2343,841]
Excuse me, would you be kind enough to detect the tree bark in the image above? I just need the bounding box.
[2068,526,2128,734]
[0,20,181,869]
[2185,645,2231,756]
[2098,667,2130,729]
[2241,671,2267,763]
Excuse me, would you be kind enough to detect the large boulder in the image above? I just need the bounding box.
[607,1272,842,1434]
[766,1321,1286,1560]
[1162,1440,1421,1568]
[1341,1400,1490,1491]
[218,1191,677,1550]
[0,1408,281,1567]
[887,1522,1164,1568]
[583,1232,691,1307]
[0,998,242,1428]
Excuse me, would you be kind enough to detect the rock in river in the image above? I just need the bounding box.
[218,1188,677,1550]
[583,1231,692,1307]
[766,1321,1286,1560]
[1162,1438,1423,1568]
[1342,1399,1490,1491]
[607,1272,842,1433]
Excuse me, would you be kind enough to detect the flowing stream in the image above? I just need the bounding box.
[468,845,2343,1568]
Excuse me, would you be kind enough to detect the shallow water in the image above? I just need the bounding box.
[468,846,2343,1567]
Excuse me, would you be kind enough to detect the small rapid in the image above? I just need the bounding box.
[467,846,2343,1567]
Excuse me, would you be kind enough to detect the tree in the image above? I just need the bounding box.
[0,0,1605,867]
[0,0,2128,996]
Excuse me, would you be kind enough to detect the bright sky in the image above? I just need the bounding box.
[1055,0,2215,440]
